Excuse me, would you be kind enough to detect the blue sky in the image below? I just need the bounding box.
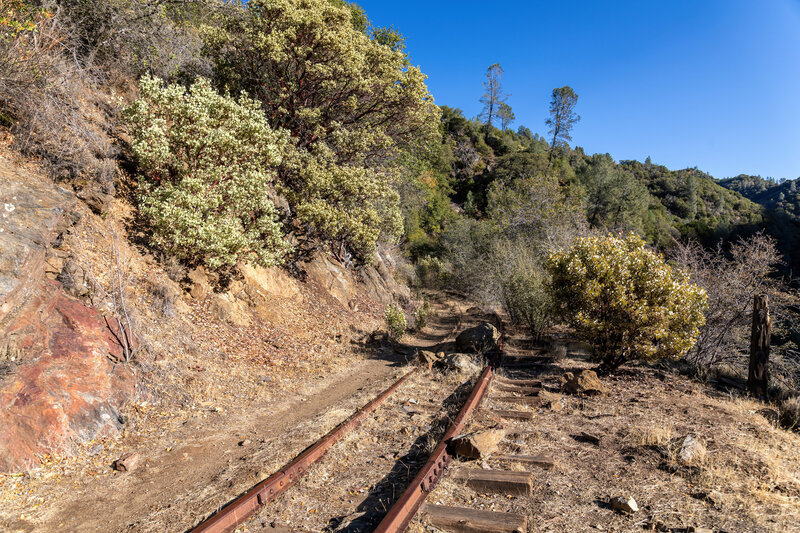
[357,0,800,180]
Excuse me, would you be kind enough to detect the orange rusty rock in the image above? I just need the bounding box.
[0,280,134,472]
[114,452,140,472]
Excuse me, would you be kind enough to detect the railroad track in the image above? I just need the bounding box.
[190,319,550,533]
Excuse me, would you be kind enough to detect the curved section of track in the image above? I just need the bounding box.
[190,368,418,533]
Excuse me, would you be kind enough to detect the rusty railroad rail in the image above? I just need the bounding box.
[190,368,418,533]
[374,358,497,532]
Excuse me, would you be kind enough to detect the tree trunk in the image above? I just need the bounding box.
[747,294,770,399]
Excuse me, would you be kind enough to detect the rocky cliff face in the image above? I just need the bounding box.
[0,156,133,472]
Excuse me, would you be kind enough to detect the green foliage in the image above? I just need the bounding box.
[620,160,764,244]
[479,63,508,128]
[497,102,515,131]
[414,255,451,289]
[546,86,580,152]
[204,0,439,158]
[581,154,649,232]
[384,303,407,340]
[546,233,708,372]
[488,172,583,246]
[124,75,292,270]
[495,242,552,340]
[203,0,440,262]
[413,300,431,331]
[284,145,403,263]
[0,0,49,41]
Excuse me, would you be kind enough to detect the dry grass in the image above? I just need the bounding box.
[781,396,800,430]
[629,422,674,447]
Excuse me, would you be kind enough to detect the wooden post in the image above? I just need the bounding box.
[747,294,770,399]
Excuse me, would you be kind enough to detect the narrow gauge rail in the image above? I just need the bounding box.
[374,359,496,532]
[190,368,418,533]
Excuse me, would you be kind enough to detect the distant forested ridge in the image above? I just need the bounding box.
[405,106,778,266]
[717,174,800,274]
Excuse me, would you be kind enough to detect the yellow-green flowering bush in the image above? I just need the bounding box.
[384,303,407,340]
[124,75,292,270]
[284,145,403,263]
[546,233,707,372]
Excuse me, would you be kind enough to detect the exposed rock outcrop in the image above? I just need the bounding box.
[0,157,74,327]
[0,158,133,472]
[0,280,134,472]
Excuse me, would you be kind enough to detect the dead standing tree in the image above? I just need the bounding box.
[747,294,770,399]
[479,63,508,129]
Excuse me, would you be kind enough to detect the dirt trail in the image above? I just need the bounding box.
[0,296,471,533]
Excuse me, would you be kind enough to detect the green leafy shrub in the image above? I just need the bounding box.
[284,145,403,263]
[413,300,431,331]
[546,233,707,373]
[500,262,551,341]
[384,303,407,340]
[124,75,292,270]
[415,255,451,289]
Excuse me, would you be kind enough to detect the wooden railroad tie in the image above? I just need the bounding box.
[493,383,542,395]
[493,396,545,406]
[494,378,543,388]
[421,504,527,533]
[481,409,533,420]
[452,468,533,495]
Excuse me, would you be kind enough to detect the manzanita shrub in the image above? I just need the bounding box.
[546,233,707,373]
[124,76,292,269]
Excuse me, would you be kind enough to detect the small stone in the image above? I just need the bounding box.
[579,431,601,445]
[538,390,563,411]
[563,370,609,396]
[238,439,251,446]
[610,495,638,513]
[443,353,480,374]
[677,435,706,465]
[417,350,439,370]
[87,444,104,456]
[450,428,506,459]
[114,452,139,472]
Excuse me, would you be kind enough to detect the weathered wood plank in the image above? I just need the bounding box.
[493,453,555,468]
[493,396,545,406]
[452,468,533,495]
[421,504,527,533]
[480,409,533,420]
[493,383,541,395]
[495,378,543,388]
